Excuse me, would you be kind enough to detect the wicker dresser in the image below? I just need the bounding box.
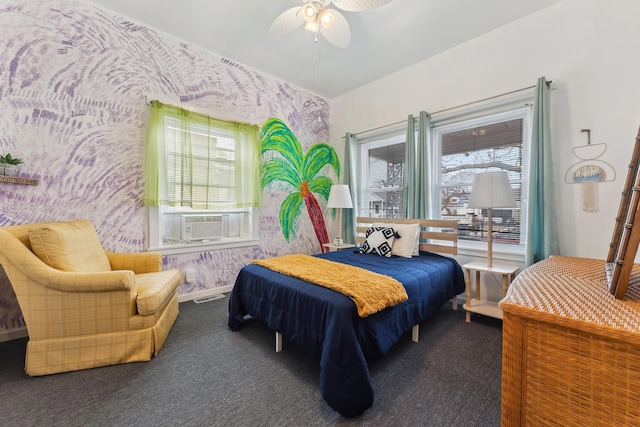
[499,256,640,426]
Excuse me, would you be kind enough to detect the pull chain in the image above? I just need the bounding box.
[317,37,322,122]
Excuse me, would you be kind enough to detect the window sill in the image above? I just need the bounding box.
[149,238,259,255]
[457,243,525,264]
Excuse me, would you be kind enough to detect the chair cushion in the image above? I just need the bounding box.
[135,270,181,316]
[28,220,112,272]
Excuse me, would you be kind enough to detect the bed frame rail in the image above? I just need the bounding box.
[275,324,424,352]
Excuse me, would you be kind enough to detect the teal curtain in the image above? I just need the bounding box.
[418,111,432,218]
[342,132,357,243]
[403,111,431,219]
[402,114,417,218]
[526,77,560,266]
[144,100,261,209]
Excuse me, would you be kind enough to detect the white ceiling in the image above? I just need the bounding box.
[88,0,562,99]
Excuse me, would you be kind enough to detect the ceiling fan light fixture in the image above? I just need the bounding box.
[302,3,318,22]
[271,0,391,48]
[304,21,318,33]
[318,9,335,29]
[304,20,319,33]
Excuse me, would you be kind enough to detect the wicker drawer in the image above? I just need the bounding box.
[500,256,640,426]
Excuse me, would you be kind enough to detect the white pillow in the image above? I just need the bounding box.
[374,222,420,258]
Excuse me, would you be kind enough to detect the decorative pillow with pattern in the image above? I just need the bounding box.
[374,222,420,258]
[362,227,397,257]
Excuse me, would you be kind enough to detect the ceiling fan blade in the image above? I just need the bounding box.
[330,0,393,12]
[269,7,305,37]
[319,9,351,48]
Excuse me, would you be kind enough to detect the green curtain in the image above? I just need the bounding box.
[144,100,261,209]
[233,123,262,208]
[342,132,357,243]
[526,77,560,266]
[144,101,168,206]
[403,111,431,219]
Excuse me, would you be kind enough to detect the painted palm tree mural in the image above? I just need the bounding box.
[261,118,340,252]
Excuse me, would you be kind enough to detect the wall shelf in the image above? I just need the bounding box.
[0,175,38,186]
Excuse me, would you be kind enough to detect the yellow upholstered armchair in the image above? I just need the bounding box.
[0,220,181,376]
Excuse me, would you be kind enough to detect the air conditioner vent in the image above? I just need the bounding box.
[166,214,224,242]
[184,215,223,241]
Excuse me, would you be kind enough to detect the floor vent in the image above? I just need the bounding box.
[193,294,226,304]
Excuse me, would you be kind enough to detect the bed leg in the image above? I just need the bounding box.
[412,324,419,342]
[451,297,458,310]
[275,331,282,352]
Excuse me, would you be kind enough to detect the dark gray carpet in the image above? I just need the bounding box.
[0,296,502,426]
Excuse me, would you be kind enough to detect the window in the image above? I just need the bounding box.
[144,101,261,253]
[357,129,407,219]
[356,100,532,257]
[434,107,531,254]
[164,116,236,208]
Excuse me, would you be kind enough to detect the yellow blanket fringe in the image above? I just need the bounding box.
[251,254,408,317]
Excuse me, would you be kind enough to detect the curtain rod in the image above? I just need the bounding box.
[345,81,549,138]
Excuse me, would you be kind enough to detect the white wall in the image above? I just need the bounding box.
[330,0,640,264]
[330,0,640,303]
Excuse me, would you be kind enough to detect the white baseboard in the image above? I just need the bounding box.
[178,285,233,303]
[0,326,27,342]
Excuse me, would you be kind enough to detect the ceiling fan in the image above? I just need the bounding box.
[269,0,393,48]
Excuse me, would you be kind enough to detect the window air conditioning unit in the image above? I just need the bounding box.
[167,215,224,242]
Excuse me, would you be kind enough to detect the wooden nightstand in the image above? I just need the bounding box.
[462,261,518,322]
[322,243,356,252]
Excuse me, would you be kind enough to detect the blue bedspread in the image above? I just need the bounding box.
[227,250,465,417]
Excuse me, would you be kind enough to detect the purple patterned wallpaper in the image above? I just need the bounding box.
[0,1,330,336]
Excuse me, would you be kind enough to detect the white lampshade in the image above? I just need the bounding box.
[327,184,353,209]
[468,171,516,209]
[326,184,352,248]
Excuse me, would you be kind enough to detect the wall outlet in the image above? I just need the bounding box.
[185,269,196,284]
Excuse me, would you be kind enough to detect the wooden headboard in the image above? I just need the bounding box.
[356,217,459,256]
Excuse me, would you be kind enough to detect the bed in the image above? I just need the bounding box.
[227,217,465,417]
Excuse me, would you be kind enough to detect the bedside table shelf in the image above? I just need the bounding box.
[463,298,503,320]
[322,243,356,252]
[463,261,518,322]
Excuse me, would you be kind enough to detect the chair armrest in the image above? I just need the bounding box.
[0,231,136,293]
[106,251,162,274]
[44,269,136,293]
[13,256,136,293]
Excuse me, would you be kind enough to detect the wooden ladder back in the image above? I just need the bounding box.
[607,126,640,298]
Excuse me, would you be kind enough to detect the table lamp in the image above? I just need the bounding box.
[467,171,516,267]
[327,184,353,246]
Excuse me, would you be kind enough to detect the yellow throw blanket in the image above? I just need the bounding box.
[251,254,408,317]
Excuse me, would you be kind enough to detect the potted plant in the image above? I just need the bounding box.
[0,153,23,176]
